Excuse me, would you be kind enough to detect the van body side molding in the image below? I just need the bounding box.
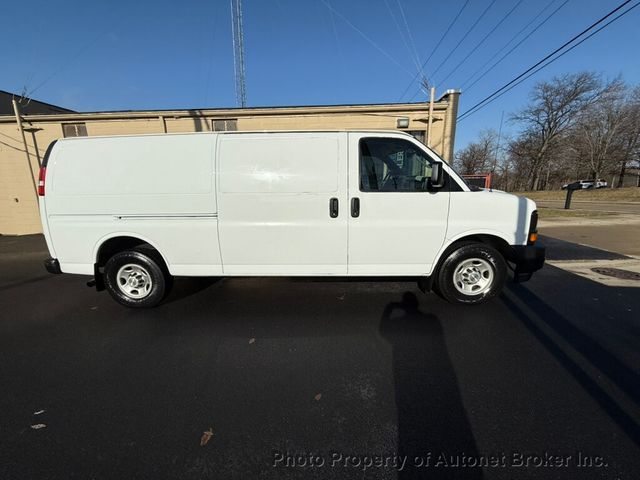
[113,214,218,220]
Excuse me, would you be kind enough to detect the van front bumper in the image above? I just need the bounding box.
[510,244,545,283]
[44,257,62,274]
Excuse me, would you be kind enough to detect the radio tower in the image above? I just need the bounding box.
[230,0,247,107]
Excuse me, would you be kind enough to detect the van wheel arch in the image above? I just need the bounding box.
[434,241,507,305]
[440,234,511,264]
[94,236,170,291]
[422,234,511,294]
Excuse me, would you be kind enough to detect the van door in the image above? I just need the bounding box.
[347,133,450,275]
[217,132,348,275]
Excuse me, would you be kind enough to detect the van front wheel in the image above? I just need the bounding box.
[435,243,506,305]
[104,250,168,308]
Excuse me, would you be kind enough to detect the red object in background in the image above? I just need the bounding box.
[462,173,492,189]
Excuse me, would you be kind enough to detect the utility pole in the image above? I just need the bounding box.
[492,110,504,172]
[427,87,435,148]
[12,99,39,200]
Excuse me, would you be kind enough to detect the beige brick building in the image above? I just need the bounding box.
[0,90,460,234]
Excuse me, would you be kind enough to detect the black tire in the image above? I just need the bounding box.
[104,250,170,308]
[435,243,507,305]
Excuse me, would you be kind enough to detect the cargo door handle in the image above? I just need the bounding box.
[351,197,360,218]
[329,198,339,218]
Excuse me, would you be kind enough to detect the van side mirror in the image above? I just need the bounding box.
[429,162,445,188]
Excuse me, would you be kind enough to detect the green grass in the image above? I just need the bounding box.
[537,208,619,219]
[515,186,640,202]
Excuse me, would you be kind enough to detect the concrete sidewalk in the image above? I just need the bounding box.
[539,216,640,288]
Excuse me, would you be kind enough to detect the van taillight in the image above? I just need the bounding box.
[527,210,538,245]
[38,167,46,196]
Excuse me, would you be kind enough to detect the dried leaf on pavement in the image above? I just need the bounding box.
[200,428,213,446]
[314,393,322,401]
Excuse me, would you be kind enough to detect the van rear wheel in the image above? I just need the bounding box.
[435,243,506,305]
[104,250,169,308]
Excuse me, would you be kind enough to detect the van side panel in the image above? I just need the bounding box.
[45,134,223,275]
[47,135,216,215]
[49,216,223,276]
[217,133,348,275]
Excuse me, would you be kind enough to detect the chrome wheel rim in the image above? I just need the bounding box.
[116,264,153,299]
[453,258,494,296]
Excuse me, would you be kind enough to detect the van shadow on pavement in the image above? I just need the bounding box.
[504,279,640,450]
[539,234,629,261]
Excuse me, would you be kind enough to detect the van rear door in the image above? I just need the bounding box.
[217,133,348,275]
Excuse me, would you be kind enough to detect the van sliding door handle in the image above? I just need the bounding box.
[329,198,339,218]
[351,197,360,218]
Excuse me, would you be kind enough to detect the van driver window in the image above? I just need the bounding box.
[359,137,433,192]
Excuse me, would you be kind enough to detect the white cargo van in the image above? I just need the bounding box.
[39,131,544,307]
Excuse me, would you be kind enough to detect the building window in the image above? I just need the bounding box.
[407,130,426,144]
[212,119,238,131]
[62,123,88,137]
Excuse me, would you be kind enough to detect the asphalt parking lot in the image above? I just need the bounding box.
[1,235,639,479]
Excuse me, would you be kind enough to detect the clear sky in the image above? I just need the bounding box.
[2,0,639,152]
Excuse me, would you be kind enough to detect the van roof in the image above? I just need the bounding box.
[57,130,417,142]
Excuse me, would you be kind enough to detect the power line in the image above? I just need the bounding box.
[435,0,524,89]
[321,0,414,78]
[457,0,637,122]
[27,32,109,98]
[395,0,422,73]
[397,0,470,101]
[406,0,498,102]
[203,1,222,105]
[26,4,132,98]
[325,0,346,72]
[461,0,570,92]
[418,0,497,90]
[383,0,423,79]
[460,2,640,121]
[460,0,558,90]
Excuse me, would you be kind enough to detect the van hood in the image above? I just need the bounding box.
[475,188,536,207]
[482,189,537,213]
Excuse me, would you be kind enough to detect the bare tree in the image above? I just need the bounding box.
[506,132,539,190]
[459,72,640,191]
[566,79,627,183]
[510,72,605,190]
[454,130,498,175]
[614,86,640,187]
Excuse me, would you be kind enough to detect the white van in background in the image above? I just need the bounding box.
[39,131,544,308]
